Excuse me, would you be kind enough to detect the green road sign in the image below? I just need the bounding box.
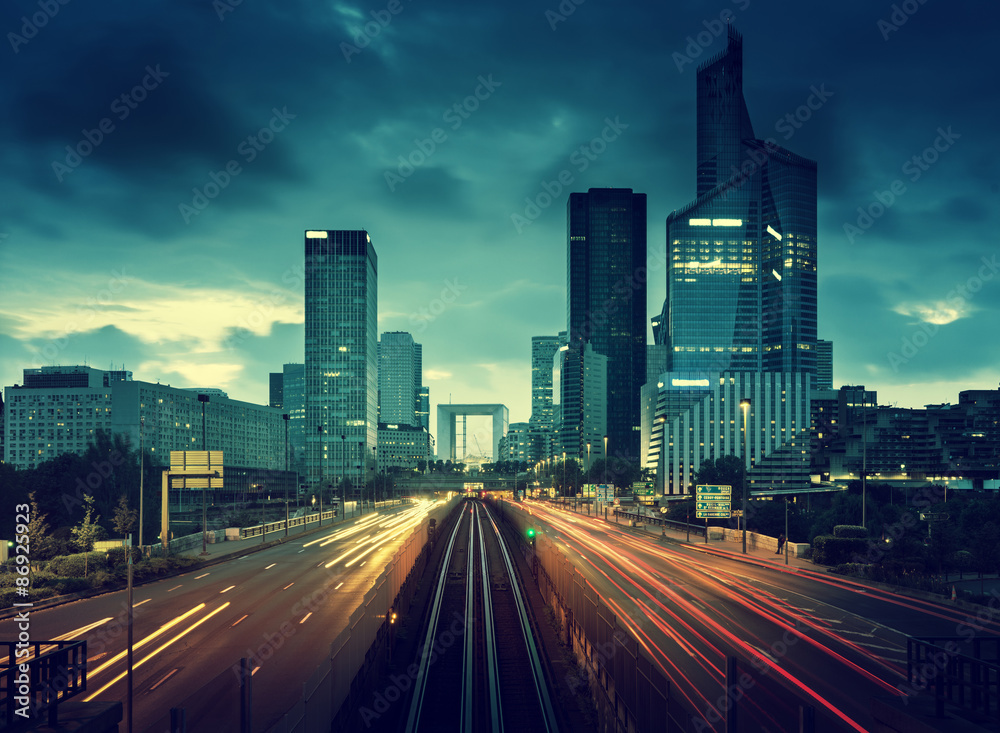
[696,511,730,518]
[696,501,731,511]
[696,484,731,496]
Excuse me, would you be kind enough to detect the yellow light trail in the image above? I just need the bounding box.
[85,602,230,701]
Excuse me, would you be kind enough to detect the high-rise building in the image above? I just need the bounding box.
[815,339,833,390]
[268,372,283,408]
[281,363,306,476]
[555,342,607,462]
[304,230,378,495]
[378,332,422,427]
[567,188,647,461]
[663,26,817,375]
[417,386,430,432]
[530,335,561,431]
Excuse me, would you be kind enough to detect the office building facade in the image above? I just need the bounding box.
[378,332,423,427]
[304,230,378,493]
[567,188,646,461]
[663,26,817,376]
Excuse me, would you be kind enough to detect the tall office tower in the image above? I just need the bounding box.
[567,188,647,461]
[269,372,283,408]
[554,342,607,461]
[417,386,430,431]
[530,335,561,430]
[282,363,306,476]
[304,230,378,494]
[378,331,422,426]
[663,26,817,374]
[815,339,833,390]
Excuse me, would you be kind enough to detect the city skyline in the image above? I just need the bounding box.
[1,1,998,444]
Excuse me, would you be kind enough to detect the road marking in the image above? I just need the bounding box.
[252,666,261,676]
[300,612,312,624]
[149,668,180,691]
[89,652,107,662]
[265,563,276,570]
[195,573,210,579]
[167,585,182,592]
[335,582,343,590]
[359,561,366,567]
[283,582,294,590]
[298,549,305,553]
[133,599,151,608]
[220,585,236,594]
[231,615,249,627]
[838,629,875,638]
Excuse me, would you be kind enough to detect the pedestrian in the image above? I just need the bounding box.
[776,533,786,554]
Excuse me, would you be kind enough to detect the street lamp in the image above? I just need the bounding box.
[139,415,145,549]
[283,414,289,537]
[586,441,591,478]
[341,434,347,516]
[861,392,868,530]
[199,394,210,555]
[740,399,751,555]
[372,446,377,507]
[603,435,609,488]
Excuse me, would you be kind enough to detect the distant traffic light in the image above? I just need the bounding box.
[526,527,535,539]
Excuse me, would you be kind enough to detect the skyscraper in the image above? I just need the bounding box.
[663,26,817,375]
[815,339,833,390]
[567,188,647,461]
[530,335,561,431]
[378,331,423,427]
[304,230,378,495]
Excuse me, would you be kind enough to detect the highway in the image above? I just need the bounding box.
[516,500,1000,732]
[1,499,451,732]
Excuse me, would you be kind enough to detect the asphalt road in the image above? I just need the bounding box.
[2,498,456,733]
[519,500,1000,732]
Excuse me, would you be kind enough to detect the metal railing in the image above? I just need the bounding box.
[907,635,1000,722]
[0,639,87,729]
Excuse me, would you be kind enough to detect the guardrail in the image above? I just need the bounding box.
[907,635,1000,722]
[0,639,87,729]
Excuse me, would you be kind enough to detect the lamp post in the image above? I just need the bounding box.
[586,441,591,480]
[603,435,609,487]
[341,434,347,517]
[317,425,324,527]
[740,399,750,555]
[139,416,145,549]
[199,394,210,555]
[283,414,289,537]
[862,392,868,530]
[372,446,377,507]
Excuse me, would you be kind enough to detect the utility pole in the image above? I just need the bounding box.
[199,394,210,555]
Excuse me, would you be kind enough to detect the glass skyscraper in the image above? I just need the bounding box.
[304,230,378,495]
[378,331,423,427]
[664,26,817,374]
[567,188,646,462]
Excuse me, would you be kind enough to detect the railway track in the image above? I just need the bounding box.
[404,499,559,733]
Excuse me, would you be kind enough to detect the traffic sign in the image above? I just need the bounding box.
[696,501,731,511]
[696,484,731,496]
[696,511,730,518]
[919,512,950,522]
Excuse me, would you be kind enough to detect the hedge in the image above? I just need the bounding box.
[812,535,873,565]
[833,525,869,539]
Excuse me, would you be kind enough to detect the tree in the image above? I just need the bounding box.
[25,492,57,561]
[112,494,138,538]
[416,460,427,474]
[692,456,746,502]
[72,494,102,577]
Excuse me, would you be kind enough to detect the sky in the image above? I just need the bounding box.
[1,0,998,447]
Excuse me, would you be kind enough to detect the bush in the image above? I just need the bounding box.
[50,577,93,594]
[812,535,872,565]
[833,525,869,539]
[47,552,108,577]
[106,547,143,569]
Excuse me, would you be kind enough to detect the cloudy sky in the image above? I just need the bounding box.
[1,0,998,443]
